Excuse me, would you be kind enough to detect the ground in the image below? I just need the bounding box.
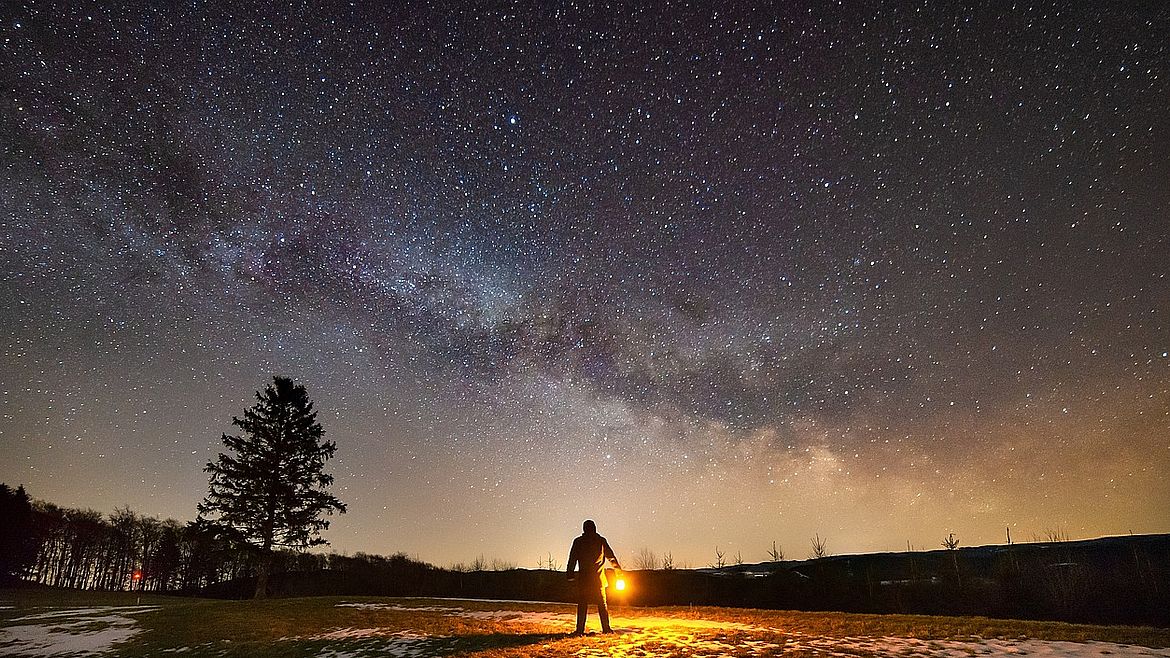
[2,590,1169,657]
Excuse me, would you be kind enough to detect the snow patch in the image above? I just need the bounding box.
[336,602,462,613]
[781,633,1170,657]
[400,595,565,606]
[11,606,159,622]
[455,609,575,625]
[282,624,440,658]
[335,602,575,628]
[0,606,157,657]
[309,631,436,658]
[304,628,433,642]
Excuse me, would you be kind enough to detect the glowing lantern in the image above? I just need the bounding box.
[610,567,626,591]
[605,567,627,594]
[132,569,142,582]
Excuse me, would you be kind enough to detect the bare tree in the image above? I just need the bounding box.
[633,547,658,570]
[661,552,674,570]
[1045,528,1070,542]
[489,557,516,571]
[734,550,744,566]
[712,546,726,569]
[942,533,962,587]
[767,541,784,562]
[809,534,829,559]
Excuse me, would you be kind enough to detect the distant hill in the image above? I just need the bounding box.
[708,533,1169,578]
[671,533,1170,626]
[206,533,1170,627]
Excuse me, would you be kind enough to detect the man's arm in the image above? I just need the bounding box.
[603,538,620,570]
[565,538,579,579]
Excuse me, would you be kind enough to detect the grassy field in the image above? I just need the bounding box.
[2,588,1169,657]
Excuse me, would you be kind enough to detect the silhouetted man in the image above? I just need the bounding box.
[565,519,622,635]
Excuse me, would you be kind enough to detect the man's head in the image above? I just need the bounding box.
[582,519,597,534]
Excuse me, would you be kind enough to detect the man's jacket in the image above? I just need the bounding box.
[566,530,619,588]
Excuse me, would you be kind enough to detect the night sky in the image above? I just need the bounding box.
[2,2,1168,568]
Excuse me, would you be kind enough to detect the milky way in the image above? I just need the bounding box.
[2,3,1167,566]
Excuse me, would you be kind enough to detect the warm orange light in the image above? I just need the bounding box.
[131,570,142,581]
[615,579,626,591]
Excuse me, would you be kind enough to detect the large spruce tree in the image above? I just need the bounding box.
[198,376,346,598]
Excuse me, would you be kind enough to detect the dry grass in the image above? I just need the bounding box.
[2,589,1168,657]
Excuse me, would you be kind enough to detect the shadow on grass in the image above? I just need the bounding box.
[448,631,572,653]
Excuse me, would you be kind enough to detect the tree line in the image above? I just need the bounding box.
[1,483,246,591]
[0,482,441,595]
[4,482,1167,625]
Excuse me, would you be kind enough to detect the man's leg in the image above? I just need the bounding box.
[598,587,612,633]
[575,600,587,634]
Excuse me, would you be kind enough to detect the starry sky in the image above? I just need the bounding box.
[2,2,1168,568]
